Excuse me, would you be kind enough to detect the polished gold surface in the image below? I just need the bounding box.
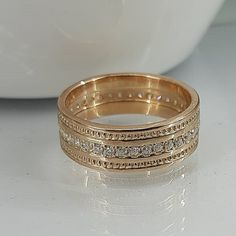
[58,73,200,171]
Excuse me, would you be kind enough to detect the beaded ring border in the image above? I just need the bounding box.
[58,73,200,171]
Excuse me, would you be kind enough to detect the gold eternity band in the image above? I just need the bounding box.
[57,73,200,171]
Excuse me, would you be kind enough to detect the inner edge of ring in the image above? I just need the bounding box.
[58,73,199,131]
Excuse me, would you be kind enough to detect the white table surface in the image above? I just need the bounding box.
[0,25,236,236]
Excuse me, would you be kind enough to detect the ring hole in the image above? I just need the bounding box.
[118,92,122,98]
[138,93,143,98]
[146,93,152,100]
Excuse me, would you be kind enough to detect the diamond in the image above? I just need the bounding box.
[103,146,115,157]
[67,135,74,144]
[80,140,90,152]
[141,145,152,157]
[74,138,80,147]
[153,143,163,153]
[175,136,184,148]
[129,147,140,158]
[63,133,68,140]
[191,127,199,138]
[165,139,174,152]
[184,131,192,143]
[93,143,104,156]
[116,147,129,158]
[65,133,71,142]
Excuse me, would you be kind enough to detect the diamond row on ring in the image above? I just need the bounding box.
[59,127,199,159]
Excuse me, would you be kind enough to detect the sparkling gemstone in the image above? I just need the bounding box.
[74,138,80,147]
[191,127,199,138]
[63,133,68,140]
[103,146,115,157]
[165,139,174,152]
[175,137,184,148]
[116,147,129,158]
[93,143,104,155]
[153,143,163,153]
[67,135,74,144]
[184,131,192,143]
[129,147,140,157]
[80,141,90,152]
[141,145,152,157]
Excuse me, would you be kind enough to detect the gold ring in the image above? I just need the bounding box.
[57,73,200,171]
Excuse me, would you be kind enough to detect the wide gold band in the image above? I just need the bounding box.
[57,73,200,171]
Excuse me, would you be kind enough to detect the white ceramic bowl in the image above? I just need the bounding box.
[0,0,224,98]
